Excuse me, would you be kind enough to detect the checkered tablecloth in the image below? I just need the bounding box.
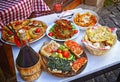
[0,0,50,29]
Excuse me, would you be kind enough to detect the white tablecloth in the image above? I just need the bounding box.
[12,8,120,82]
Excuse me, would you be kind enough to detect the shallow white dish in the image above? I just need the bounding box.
[72,9,99,30]
[0,31,46,45]
[46,23,80,41]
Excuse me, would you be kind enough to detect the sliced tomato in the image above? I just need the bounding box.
[64,40,83,55]
[74,57,87,65]
[72,63,80,70]
[77,57,87,65]
[72,57,87,72]
[72,62,82,72]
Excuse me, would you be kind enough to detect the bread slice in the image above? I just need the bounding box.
[64,40,83,58]
[40,40,60,57]
[72,57,87,72]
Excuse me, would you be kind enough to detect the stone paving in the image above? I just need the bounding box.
[84,68,120,82]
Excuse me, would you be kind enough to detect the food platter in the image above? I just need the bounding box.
[46,19,80,41]
[0,19,47,45]
[39,40,88,77]
[40,51,87,77]
[0,31,46,45]
[72,9,99,30]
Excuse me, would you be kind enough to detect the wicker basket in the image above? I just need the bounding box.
[83,42,110,55]
[82,36,116,56]
[82,26,117,56]
[20,70,41,81]
[16,55,42,81]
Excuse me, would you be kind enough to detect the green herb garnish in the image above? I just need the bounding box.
[48,56,72,72]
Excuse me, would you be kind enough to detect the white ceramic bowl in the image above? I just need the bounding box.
[72,9,99,30]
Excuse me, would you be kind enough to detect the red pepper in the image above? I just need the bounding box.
[14,36,21,47]
[8,31,13,35]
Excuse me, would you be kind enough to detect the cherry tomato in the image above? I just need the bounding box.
[57,49,62,53]
[35,28,40,33]
[48,32,53,36]
[62,51,69,58]
[8,31,13,35]
[74,30,78,34]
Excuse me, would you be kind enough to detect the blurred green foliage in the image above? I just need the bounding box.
[104,0,120,7]
[104,0,114,7]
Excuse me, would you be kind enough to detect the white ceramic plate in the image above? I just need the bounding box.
[46,23,80,41]
[72,9,99,30]
[0,31,46,45]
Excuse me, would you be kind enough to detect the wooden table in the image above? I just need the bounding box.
[9,7,120,82]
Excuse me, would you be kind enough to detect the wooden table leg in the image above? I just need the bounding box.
[0,41,16,81]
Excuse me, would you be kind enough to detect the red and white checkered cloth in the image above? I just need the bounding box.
[0,0,50,29]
